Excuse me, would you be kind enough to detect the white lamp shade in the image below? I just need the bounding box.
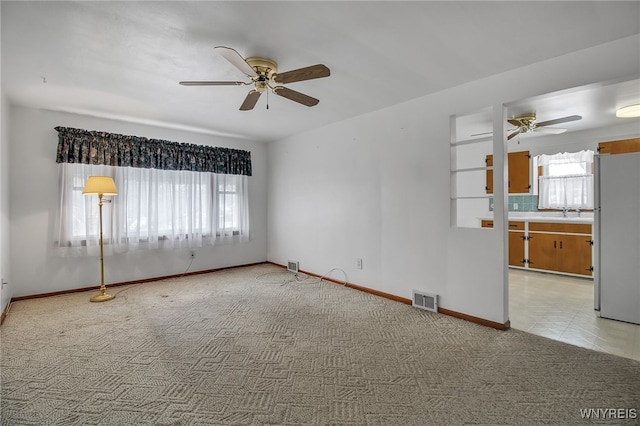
[82,176,118,196]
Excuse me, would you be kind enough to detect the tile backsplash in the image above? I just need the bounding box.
[489,195,539,212]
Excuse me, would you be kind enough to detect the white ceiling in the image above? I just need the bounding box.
[2,1,639,143]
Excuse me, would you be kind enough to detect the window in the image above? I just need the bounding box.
[217,175,241,235]
[55,163,250,255]
[537,150,594,210]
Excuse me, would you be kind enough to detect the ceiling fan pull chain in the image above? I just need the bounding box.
[266,89,269,110]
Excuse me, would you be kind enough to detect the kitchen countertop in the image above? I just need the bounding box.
[482,213,594,224]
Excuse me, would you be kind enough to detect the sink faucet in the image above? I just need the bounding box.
[562,207,568,217]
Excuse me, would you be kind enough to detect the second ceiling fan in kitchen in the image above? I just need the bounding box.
[506,113,582,140]
[472,112,582,139]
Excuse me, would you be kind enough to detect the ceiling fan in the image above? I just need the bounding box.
[507,113,582,140]
[470,113,582,139]
[179,46,330,111]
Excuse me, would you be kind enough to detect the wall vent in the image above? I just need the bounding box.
[287,260,300,273]
[412,289,438,313]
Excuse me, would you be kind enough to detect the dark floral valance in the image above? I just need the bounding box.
[55,126,252,176]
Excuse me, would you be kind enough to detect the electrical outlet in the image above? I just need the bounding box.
[513,203,519,210]
[356,258,363,270]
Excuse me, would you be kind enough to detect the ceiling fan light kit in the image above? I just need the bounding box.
[180,46,330,111]
[616,104,640,118]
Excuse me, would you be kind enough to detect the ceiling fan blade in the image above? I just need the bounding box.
[273,86,319,107]
[507,119,522,127]
[533,127,567,135]
[273,64,330,84]
[507,129,522,140]
[179,81,248,86]
[239,90,262,111]
[535,115,582,127]
[214,46,258,78]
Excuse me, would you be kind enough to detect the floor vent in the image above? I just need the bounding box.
[287,260,300,273]
[412,290,438,313]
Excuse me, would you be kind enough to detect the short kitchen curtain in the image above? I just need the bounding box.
[55,126,252,176]
[537,150,594,209]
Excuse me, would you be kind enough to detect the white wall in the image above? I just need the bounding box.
[1,93,10,313]
[0,3,10,314]
[8,106,268,298]
[267,35,640,325]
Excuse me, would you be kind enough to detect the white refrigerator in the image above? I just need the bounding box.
[594,152,640,325]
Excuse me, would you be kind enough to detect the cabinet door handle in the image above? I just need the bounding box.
[554,240,556,249]
[560,241,563,249]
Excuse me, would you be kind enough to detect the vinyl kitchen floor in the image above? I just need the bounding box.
[509,269,640,362]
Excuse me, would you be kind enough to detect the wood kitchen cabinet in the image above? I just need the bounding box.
[508,222,526,267]
[528,222,592,276]
[485,151,530,194]
[485,156,494,194]
[481,220,525,267]
[480,220,592,276]
[598,137,640,155]
[528,233,560,271]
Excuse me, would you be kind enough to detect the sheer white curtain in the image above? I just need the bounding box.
[537,150,594,209]
[55,163,250,256]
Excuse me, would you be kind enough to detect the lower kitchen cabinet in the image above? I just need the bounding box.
[528,223,592,276]
[528,232,562,271]
[508,221,525,267]
[481,220,526,267]
[508,230,526,267]
[481,219,593,276]
[557,233,593,275]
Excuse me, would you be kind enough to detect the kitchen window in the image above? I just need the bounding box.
[537,150,594,210]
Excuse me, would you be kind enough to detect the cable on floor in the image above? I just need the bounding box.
[319,268,349,286]
[256,267,349,287]
[255,270,311,285]
[182,255,195,276]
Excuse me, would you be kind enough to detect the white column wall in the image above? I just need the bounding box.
[0,3,11,313]
[1,93,10,313]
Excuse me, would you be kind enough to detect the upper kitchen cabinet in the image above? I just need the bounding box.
[598,138,640,155]
[485,150,530,194]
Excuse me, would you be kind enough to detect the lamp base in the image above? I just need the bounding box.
[90,293,115,303]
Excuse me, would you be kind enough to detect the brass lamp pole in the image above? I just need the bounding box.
[82,176,118,302]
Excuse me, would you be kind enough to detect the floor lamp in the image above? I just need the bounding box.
[83,176,118,303]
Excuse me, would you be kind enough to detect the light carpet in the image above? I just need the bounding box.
[1,263,638,425]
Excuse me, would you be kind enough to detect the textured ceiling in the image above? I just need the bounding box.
[2,1,639,142]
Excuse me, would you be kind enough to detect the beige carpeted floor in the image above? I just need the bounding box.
[1,263,638,425]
